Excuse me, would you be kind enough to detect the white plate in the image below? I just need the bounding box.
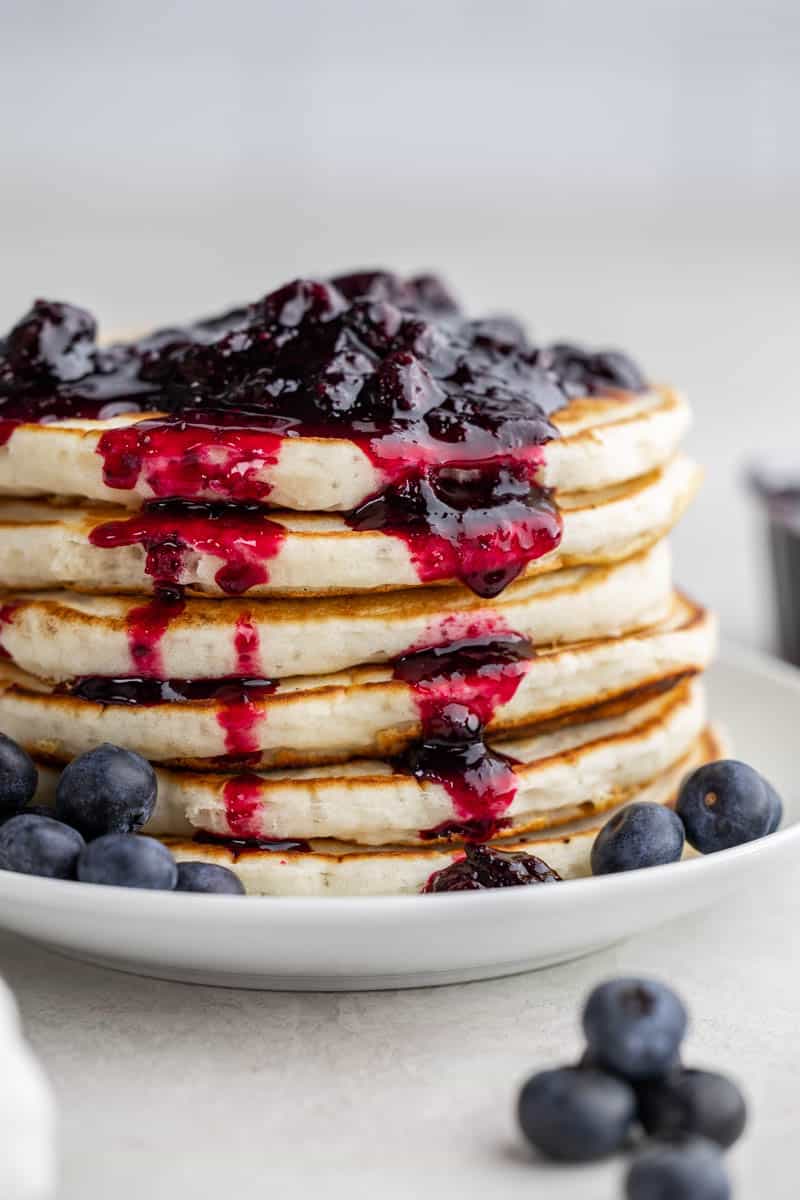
[0,645,797,991]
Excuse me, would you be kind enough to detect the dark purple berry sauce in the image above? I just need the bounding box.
[0,274,646,598]
[65,675,277,706]
[391,632,535,837]
[423,843,562,891]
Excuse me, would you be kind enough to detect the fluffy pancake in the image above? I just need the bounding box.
[138,679,706,844]
[154,726,723,895]
[0,593,715,768]
[0,456,699,597]
[0,388,689,511]
[0,540,672,683]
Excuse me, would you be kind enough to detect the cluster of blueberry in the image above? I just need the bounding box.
[518,977,745,1199]
[0,736,242,894]
[591,760,783,875]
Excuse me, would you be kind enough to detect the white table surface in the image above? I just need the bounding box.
[3,858,798,1200]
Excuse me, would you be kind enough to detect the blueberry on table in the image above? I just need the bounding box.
[677,760,782,853]
[636,1068,747,1149]
[55,743,157,839]
[591,802,685,875]
[0,813,85,879]
[175,861,245,894]
[582,978,688,1082]
[517,1066,636,1162]
[77,834,177,890]
[0,733,38,820]
[625,1137,731,1200]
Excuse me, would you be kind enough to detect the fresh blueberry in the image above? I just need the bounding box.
[582,978,688,1081]
[77,834,177,890]
[0,733,38,820]
[677,760,782,853]
[517,1066,636,1162]
[591,802,685,875]
[175,861,245,894]
[625,1137,731,1200]
[766,785,783,834]
[0,813,85,879]
[636,1068,747,1149]
[578,1046,682,1082]
[55,744,157,839]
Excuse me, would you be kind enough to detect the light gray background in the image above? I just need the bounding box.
[1,3,799,1196]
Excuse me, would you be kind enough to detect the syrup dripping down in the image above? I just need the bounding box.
[89,499,286,595]
[392,632,535,839]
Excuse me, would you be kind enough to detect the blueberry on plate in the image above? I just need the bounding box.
[676,760,782,853]
[591,802,685,875]
[0,733,38,820]
[77,833,177,890]
[175,861,245,894]
[582,978,688,1082]
[0,813,85,879]
[636,1067,747,1149]
[625,1136,730,1200]
[517,1066,636,1162]
[56,743,157,840]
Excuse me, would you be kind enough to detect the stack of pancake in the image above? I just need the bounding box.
[0,274,717,894]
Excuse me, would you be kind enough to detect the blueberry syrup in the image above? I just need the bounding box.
[125,587,186,677]
[422,843,562,892]
[88,499,286,595]
[220,774,269,840]
[193,831,311,859]
[65,676,277,706]
[391,631,534,839]
[392,630,535,727]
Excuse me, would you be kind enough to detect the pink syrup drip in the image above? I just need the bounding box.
[96,422,284,501]
[88,499,286,596]
[213,615,267,755]
[221,774,267,839]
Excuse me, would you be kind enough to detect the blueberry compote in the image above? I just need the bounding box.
[423,843,561,891]
[0,273,647,598]
[392,631,535,841]
[89,499,286,595]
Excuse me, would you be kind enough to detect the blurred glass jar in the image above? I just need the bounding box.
[750,460,800,666]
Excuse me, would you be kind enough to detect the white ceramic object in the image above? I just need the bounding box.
[0,646,797,991]
[0,977,56,1199]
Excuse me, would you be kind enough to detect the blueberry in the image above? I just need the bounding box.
[56,743,157,839]
[77,834,177,890]
[0,813,85,879]
[591,803,685,875]
[0,733,38,820]
[582,978,688,1081]
[517,1066,636,1161]
[636,1068,747,1149]
[175,861,245,894]
[677,760,781,853]
[625,1137,731,1200]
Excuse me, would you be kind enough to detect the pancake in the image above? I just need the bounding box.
[155,726,723,895]
[139,679,706,844]
[0,387,689,512]
[0,456,699,597]
[0,593,715,768]
[0,540,672,683]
